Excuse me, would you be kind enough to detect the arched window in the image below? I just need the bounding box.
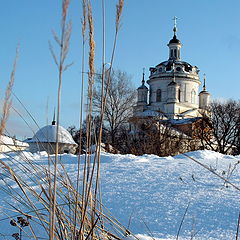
[191,90,196,104]
[174,49,177,58]
[178,89,181,102]
[156,89,161,102]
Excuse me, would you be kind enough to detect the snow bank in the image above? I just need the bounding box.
[0,150,240,239]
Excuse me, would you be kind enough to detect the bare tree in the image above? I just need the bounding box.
[93,69,136,146]
[121,117,196,156]
[196,100,240,154]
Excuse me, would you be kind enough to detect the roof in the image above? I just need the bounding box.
[199,90,210,95]
[169,35,181,44]
[138,84,148,90]
[26,125,77,145]
[0,135,28,147]
[157,60,195,71]
[168,117,202,125]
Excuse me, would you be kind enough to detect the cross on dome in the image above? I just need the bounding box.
[203,73,206,91]
[142,67,145,85]
[173,16,178,35]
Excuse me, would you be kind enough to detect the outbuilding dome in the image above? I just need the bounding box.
[27,124,77,145]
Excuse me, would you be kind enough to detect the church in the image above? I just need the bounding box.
[132,18,210,122]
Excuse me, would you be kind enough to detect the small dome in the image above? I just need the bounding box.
[169,35,181,44]
[138,84,148,90]
[27,125,77,145]
[199,90,210,95]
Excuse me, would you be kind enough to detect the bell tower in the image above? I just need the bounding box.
[168,16,182,61]
[137,68,148,106]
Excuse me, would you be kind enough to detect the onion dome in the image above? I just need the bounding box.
[138,70,148,89]
[169,34,181,44]
[199,74,210,94]
[138,84,148,90]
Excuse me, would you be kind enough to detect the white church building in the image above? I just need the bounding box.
[133,18,210,120]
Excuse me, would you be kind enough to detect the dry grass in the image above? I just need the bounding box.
[0,0,133,239]
[116,0,124,31]
[0,148,133,239]
[49,0,72,238]
[0,46,19,137]
[87,1,95,81]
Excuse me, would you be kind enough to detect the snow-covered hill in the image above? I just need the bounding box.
[0,150,240,239]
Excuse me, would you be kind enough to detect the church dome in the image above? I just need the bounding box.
[138,84,148,90]
[157,60,198,73]
[27,124,77,145]
[169,35,181,44]
[199,90,210,94]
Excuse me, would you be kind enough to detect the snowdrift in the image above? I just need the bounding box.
[0,150,240,239]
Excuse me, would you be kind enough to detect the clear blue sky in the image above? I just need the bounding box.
[0,0,239,139]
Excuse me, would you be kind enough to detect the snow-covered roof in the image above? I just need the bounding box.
[26,124,77,145]
[168,117,202,125]
[178,108,199,116]
[0,135,28,147]
[134,109,167,118]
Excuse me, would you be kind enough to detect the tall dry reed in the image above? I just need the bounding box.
[73,0,87,238]
[0,46,19,136]
[49,0,72,238]
[93,0,124,223]
[79,1,96,239]
[0,0,134,239]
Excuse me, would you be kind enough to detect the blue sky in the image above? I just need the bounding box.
[0,0,239,139]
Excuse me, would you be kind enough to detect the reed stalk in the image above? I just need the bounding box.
[93,0,124,229]
[0,0,132,239]
[49,0,72,239]
[73,0,87,238]
[0,46,19,136]
[79,1,96,239]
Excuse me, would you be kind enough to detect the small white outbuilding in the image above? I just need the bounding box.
[26,120,77,154]
[0,135,29,153]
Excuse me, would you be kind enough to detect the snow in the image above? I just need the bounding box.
[168,117,201,125]
[134,109,167,118]
[0,150,240,239]
[0,135,28,147]
[25,124,77,145]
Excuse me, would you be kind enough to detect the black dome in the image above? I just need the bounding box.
[169,35,181,44]
[138,84,148,90]
[157,60,195,73]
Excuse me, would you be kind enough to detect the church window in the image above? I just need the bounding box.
[156,89,162,102]
[166,65,171,71]
[174,49,177,58]
[176,67,181,71]
[159,68,162,72]
[191,90,196,104]
[171,49,173,58]
[149,89,152,103]
[178,89,181,102]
